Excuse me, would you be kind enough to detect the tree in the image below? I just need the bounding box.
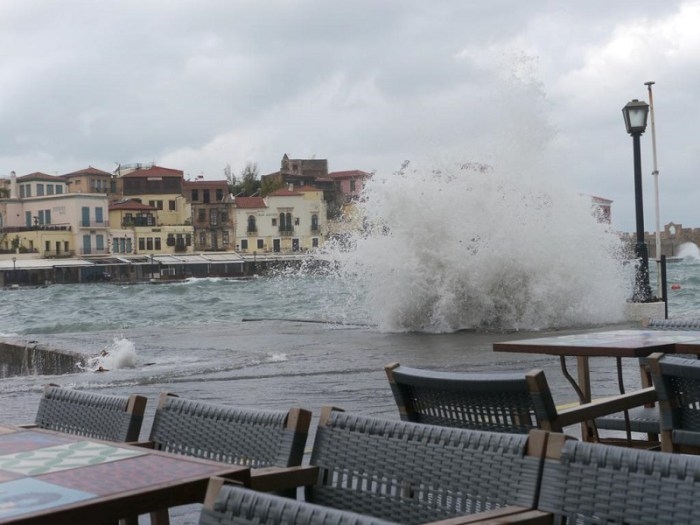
[224,164,236,193]
[231,162,261,197]
[261,176,284,197]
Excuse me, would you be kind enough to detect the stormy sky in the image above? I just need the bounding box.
[0,0,697,232]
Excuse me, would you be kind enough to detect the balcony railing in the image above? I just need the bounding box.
[278,227,294,236]
[122,218,156,227]
[81,220,110,228]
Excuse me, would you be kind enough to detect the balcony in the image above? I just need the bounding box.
[81,220,110,228]
[122,217,156,227]
[278,227,294,237]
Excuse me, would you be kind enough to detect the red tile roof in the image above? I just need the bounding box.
[18,172,64,182]
[121,166,184,178]
[234,196,267,209]
[61,166,112,178]
[182,179,229,190]
[109,199,157,211]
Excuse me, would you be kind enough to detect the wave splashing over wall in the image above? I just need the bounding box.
[326,161,628,333]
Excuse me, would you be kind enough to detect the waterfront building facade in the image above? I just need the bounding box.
[61,166,113,195]
[183,179,235,252]
[233,186,326,254]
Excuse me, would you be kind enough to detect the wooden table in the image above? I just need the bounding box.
[493,329,700,442]
[0,425,249,525]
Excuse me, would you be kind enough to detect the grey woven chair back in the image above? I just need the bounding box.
[650,354,700,449]
[538,437,700,524]
[307,408,543,525]
[149,394,310,468]
[385,363,550,433]
[199,483,397,525]
[646,318,700,330]
[34,384,145,442]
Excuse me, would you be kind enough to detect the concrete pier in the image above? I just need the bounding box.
[0,340,84,378]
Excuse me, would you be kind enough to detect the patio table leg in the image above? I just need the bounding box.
[559,356,598,441]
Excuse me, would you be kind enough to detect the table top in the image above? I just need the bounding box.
[493,329,700,358]
[0,425,248,525]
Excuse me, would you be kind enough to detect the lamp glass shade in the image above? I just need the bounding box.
[622,99,649,134]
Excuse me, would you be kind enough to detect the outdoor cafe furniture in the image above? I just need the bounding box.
[252,405,550,524]
[492,328,700,443]
[384,362,655,439]
[137,393,313,525]
[0,424,250,525]
[27,383,146,443]
[647,352,700,454]
[594,318,700,439]
[501,431,700,524]
[198,478,398,525]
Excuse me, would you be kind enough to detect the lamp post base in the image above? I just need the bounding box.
[625,300,666,322]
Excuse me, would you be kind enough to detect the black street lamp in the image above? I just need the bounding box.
[11,256,16,286]
[622,99,653,302]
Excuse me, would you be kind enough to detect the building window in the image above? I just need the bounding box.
[47,184,54,195]
[139,238,145,251]
[199,231,206,245]
[147,237,153,250]
[36,184,44,196]
[169,200,176,211]
[96,235,104,251]
[203,189,210,204]
[247,215,256,232]
[56,185,63,194]
[312,237,319,248]
[350,179,356,192]
[311,214,319,231]
[222,231,229,246]
[113,239,119,253]
[257,239,264,249]
[221,211,228,223]
[294,217,300,226]
[19,185,25,198]
[198,208,206,221]
[210,209,218,226]
[272,218,277,226]
[241,239,248,251]
[95,207,104,224]
[45,210,51,224]
[191,189,199,202]
[155,237,162,250]
[216,189,224,201]
[25,185,31,197]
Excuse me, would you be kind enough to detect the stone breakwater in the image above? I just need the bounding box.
[0,340,84,378]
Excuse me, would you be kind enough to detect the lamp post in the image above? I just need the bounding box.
[622,98,652,302]
[11,256,16,285]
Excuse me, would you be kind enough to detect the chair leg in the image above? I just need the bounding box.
[150,508,170,525]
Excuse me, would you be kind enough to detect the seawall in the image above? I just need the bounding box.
[0,340,84,378]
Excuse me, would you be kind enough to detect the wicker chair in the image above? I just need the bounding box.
[647,352,700,453]
[199,478,398,525]
[33,383,146,442]
[385,363,656,436]
[263,407,550,524]
[594,318,700,440]
[144,393,312,525]
[513,431,700,524]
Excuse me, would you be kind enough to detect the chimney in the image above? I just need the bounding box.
[9,171,17,199]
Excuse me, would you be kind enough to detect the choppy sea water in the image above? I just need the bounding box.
[0,260,698,523]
